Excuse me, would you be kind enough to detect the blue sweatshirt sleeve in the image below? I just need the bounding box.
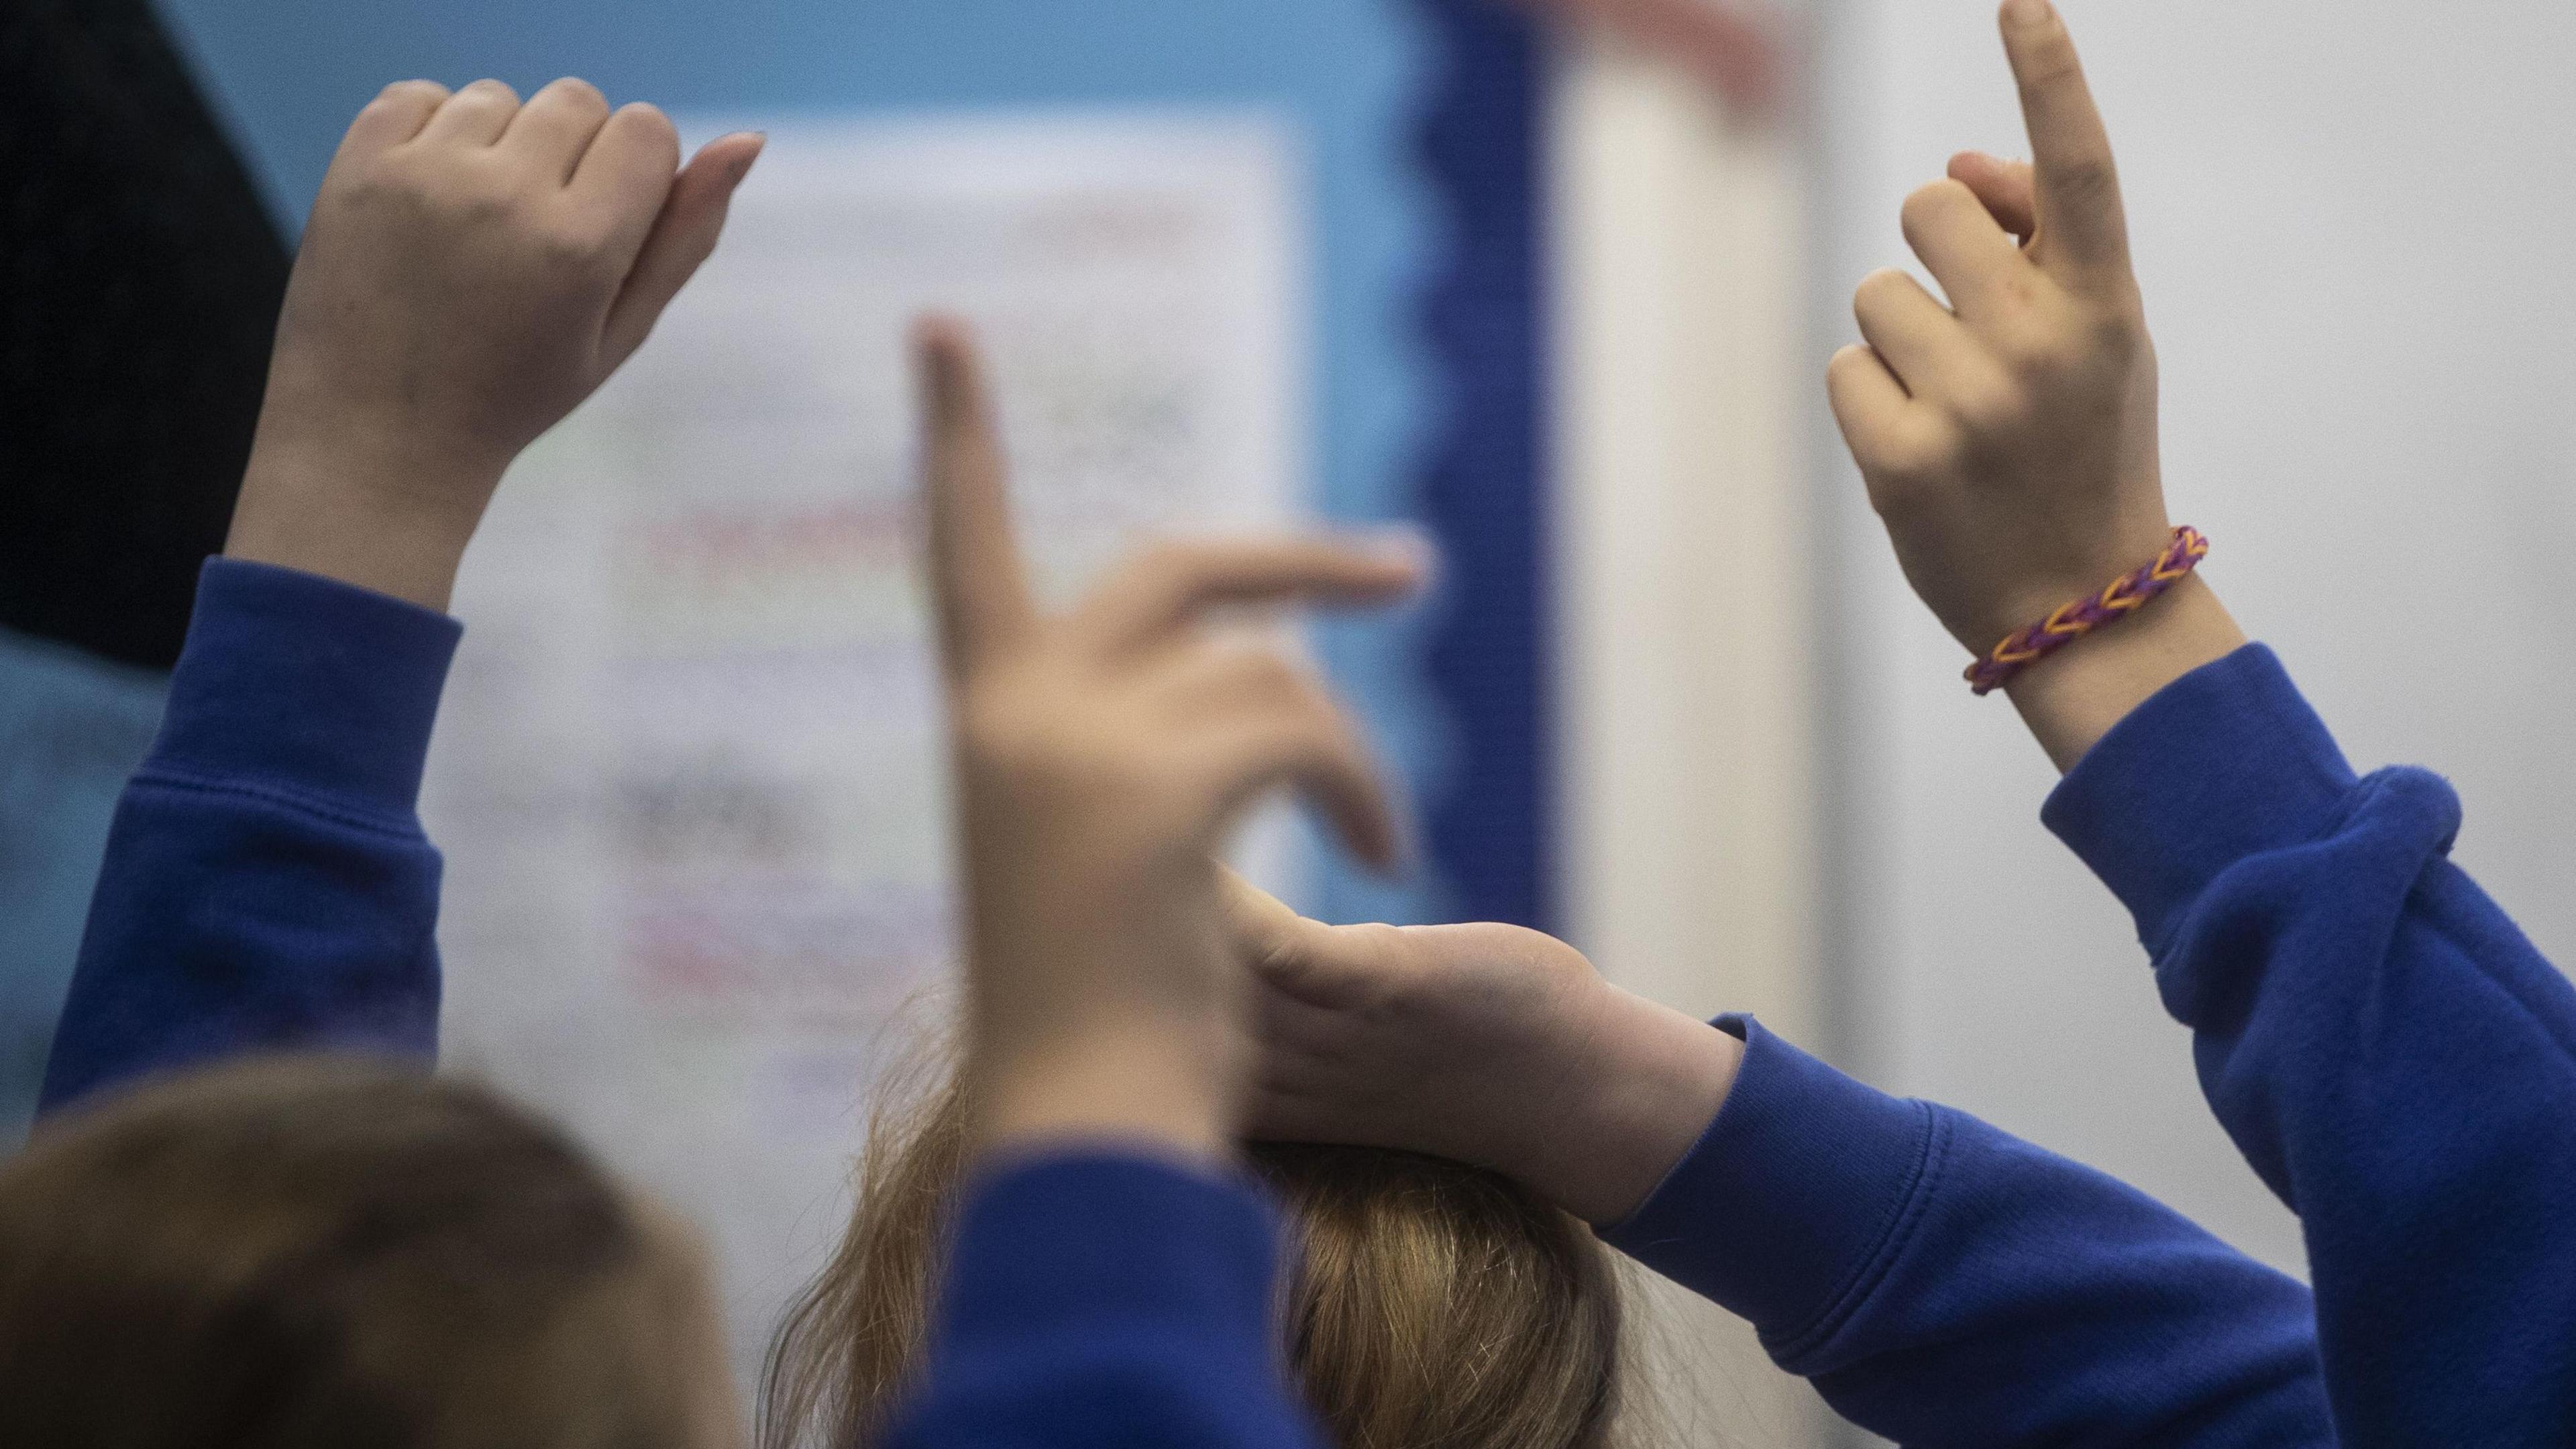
[1603,1017,2328,1448]
[885,1153,1325,1449]
[2044,643,2576,1448]
[42,565,1323,1449]
[36,558,460,1112]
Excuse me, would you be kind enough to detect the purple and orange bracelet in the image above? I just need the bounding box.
[1966,526,2209,696]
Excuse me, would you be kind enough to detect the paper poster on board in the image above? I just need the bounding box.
[422,112,1303,1386]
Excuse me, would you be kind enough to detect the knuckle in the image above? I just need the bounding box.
[1826,344,1894,405]
[533,214,614,272]
[1994,267,2049,315]
[614,101,681,152]
[1862,475,1919,523]
[1852,268,1916,319]
[1862,439,1956,520]
[1863,457,1930,507]
[427,168,524,229]
[1994,317,2079,376]
[1898,179,1968,237]
[334,161,455,224]
[2015,45,2084,93]
[2084,299,2148,358]
[1868,425,1958,493]
[1341,924,1412,985]
[1948,378,2027,437]
[2051,157,2118,209]
[547,76,608,112]
[1855,266,1909,302]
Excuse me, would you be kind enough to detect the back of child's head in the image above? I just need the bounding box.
[762,1041,1627,1449]
[0,1056,735,1449]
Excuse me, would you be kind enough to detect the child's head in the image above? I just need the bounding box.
[0,1056,739,1449]
[763,1045,1627,1449]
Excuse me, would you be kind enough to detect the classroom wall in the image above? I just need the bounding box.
[1817,0,2576,1275]
[1552,15,1841,1442]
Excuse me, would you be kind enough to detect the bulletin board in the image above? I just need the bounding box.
[153,0,1548,1397]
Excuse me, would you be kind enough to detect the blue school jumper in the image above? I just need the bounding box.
[50,557,2551,1447]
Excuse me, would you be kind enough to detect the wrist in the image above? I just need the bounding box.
[1520,986,1743,1225]
[227,434,498,612]
[2005,572,2244,771]
[970,1017,1238,1167]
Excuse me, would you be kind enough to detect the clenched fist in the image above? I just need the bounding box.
[229,78,763,609]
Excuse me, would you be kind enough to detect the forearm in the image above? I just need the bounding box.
[1604,1018,2326,1448]
[973,1019,1237,1167]
[223,428,490,613]
[39,559,458,1112]
[1518,986,1743,1225]
[2005,574,2244,770]
[2045,645,2576,1444]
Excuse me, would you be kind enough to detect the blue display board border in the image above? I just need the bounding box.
[1411,0,1550,932]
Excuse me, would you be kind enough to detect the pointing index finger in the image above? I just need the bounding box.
[916,318,1036,674]
[1998,0,2131,282]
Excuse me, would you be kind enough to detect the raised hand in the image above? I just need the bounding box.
[917,321,1425,1161]
[1224,872,1739,1225]
[227,78,765,610]
[1829,0,2243,766]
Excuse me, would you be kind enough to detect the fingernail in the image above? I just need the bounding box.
[2003,0,2052,24]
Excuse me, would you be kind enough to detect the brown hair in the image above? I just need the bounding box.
[762,1043,1628,1449]
[0,1055,730,1449]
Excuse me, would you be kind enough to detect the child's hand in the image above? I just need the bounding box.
[1829,0,2241,766]
[227,79,765,610]
[1224,873,1741,1225]
[918,322,1424,1163]
[1831,0,2162,653]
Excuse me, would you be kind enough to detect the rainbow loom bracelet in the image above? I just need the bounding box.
[1965,526,2210,696]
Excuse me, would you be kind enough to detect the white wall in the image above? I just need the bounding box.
[1553,27,1839,1448]
[1819,0,2576,1275]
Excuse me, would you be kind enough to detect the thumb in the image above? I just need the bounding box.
[1219,866,1373,1006]
[1220,865,1309,971]
[600,130,765,368]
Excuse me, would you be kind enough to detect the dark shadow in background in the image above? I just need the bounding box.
[3,0,288,671]
[1,0,288,1140]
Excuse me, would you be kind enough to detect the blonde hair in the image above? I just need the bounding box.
[0,1057,721,1449]
[762,1040,1627,1449]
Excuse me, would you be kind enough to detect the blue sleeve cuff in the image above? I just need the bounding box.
[150,558,462,821]
[936,1151,1289,1360]
[2041,643,2359,955]
[1600,1016,1941,1351]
